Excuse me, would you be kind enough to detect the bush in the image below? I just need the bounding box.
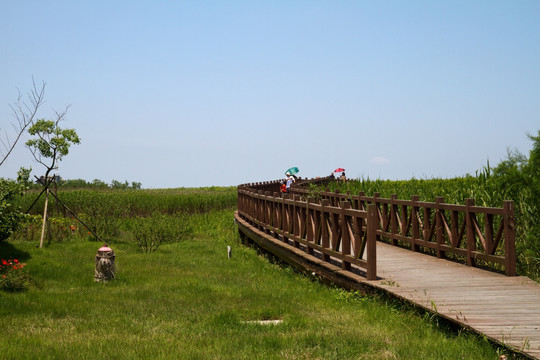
[492,131,540,280]
[0,168,31,243]
[0,258,31,292]
[121,212,193,253]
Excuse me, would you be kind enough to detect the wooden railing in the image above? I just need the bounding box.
[237,183,378,280]
[238,178,517,277]
[291,185,516,276]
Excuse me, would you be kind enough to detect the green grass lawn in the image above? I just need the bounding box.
[0,210,506,359]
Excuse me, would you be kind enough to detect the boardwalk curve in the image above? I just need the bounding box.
[235,178,540,359]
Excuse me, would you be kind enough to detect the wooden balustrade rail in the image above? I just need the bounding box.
[239,178,516,276]
[237,184,377,280]
[290,187,516,276]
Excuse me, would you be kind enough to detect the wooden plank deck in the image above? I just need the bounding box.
[235,214,540,359]
[374,242,540,359]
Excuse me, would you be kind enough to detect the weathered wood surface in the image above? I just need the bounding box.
[235,212,540,359]
[374,242,540,359]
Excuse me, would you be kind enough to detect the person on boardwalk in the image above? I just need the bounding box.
[280,181,287,195]
[285,174,295,193]
[340,172,347,182]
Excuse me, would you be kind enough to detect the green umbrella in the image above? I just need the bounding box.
[285,167,299,176]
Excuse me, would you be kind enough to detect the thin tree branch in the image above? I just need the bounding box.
[0,78,46,167]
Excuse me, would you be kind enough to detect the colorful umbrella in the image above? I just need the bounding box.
[285,167,299,176]
[334,168,346,173]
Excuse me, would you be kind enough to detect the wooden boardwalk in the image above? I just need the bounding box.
[235,213,540,359]
[374,242,540,359]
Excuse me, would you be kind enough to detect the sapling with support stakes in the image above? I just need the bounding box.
[29,175,106,244]
[25,109,80,248]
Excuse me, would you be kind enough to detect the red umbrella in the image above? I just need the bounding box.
[334,168,345,173]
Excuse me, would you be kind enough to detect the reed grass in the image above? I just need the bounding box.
[19,186,238,218]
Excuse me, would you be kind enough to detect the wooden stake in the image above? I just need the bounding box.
[39,188,49,248]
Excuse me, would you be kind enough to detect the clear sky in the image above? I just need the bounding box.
[1,1,539,188]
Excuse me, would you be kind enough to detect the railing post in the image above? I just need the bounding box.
[357,191,366,211]
[341,202,351,271]
[333,189,340,207]
[293,195,300,248]
[307,197,315,255]
[411,195,420,252]
[284,193,292,243]
[423,206,431,243]
[435,197,445,259]
[237,187,242,213]
[366,204,377,280]
[504,200,516,276]
[264,191,272,235]
[278,192,285,241]
[272,192,280,239]
[372,192,381,233]
[321,199,331,262]
[465,198,476,267]
[381,196,389,233]
[390,194,398,246]
[257,190,264,231]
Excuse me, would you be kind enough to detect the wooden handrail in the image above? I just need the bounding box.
[238,177,516,276]
[237,185,377,280]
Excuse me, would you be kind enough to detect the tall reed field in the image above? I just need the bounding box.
[21,186,238,217]
[1,187,511,359]
[14,187,238,247]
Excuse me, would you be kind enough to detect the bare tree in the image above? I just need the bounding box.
[0,78,46,167]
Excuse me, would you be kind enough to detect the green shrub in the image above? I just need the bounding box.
[0,168,31,242]
[0,258,31,292]
[121,212,193,253]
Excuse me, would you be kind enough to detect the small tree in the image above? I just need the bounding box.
[26,113,80,180]
[26,113,80,248]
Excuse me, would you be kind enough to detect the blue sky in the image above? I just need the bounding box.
[1,1,539,188]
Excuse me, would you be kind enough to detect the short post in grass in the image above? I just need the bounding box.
[94,244,116,282]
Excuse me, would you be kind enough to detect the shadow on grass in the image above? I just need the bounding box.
[0,241,32,262]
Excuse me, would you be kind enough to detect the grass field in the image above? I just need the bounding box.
[0,203,509,359]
